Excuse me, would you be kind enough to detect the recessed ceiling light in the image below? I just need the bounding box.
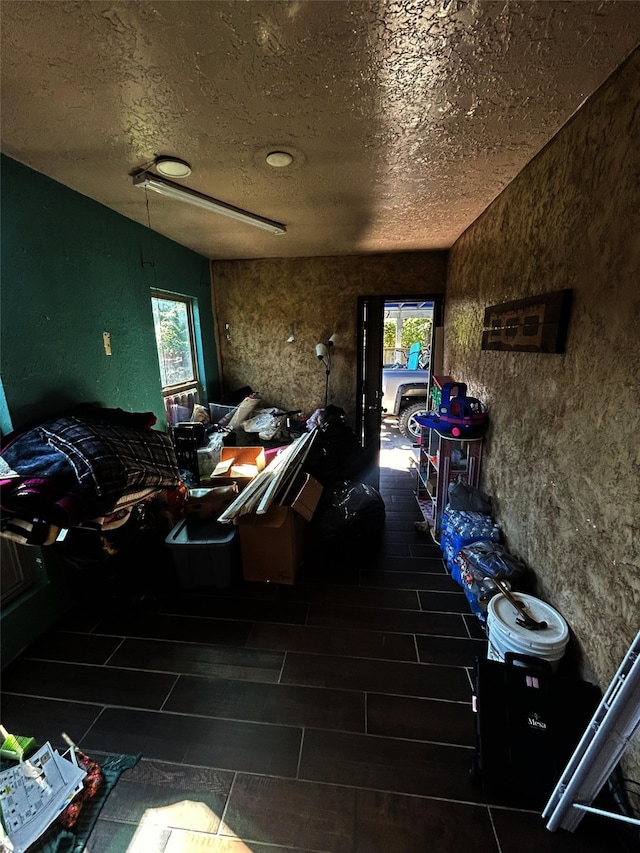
[265,151,293,168]
[154,157,192,178]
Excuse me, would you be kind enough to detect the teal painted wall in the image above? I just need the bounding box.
[0,546,70,670]
[0,155,219,666]
[0,155,219,433]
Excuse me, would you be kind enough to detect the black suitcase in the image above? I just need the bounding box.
[471,653,601,808]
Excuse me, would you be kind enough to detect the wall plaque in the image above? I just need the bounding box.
[482,289,573,353]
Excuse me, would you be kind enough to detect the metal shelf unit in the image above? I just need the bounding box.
[416,426,482,543]
[543,630,640,833]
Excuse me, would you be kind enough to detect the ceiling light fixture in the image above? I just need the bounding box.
[154,157,192,178]
[265,151,293,168]
[133,172,287,235]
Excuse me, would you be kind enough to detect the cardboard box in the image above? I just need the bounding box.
[238,473,323,584]
[209,446,265,492]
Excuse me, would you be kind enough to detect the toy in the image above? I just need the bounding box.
[0,730,36,761]
[416,382,488,437]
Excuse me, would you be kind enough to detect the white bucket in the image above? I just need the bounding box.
[487,592,569,671]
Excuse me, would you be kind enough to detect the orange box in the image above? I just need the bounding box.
[209,446,266,492]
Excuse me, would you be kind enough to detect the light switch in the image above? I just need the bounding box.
[103,331,112,355]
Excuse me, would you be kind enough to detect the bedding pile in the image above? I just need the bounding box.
[0,406,181,546]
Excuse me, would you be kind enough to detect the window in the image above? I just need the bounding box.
[151,291,200,398]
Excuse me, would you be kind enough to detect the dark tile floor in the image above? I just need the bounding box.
[1,446,631,852]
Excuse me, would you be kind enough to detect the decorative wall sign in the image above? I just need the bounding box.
[482,289,573,353]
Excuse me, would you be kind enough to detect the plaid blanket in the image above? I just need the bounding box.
[1,414,180,529]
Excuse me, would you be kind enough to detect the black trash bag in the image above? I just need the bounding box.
[310,480,386,547]
[447,477,492,514]
[59,503,176,609]
[220,386,253,407]
[304,406,366,486]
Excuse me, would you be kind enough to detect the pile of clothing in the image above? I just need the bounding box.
[0,405,181,546]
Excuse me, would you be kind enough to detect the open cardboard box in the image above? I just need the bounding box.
[208,446,266,492]
[238,472,323,584]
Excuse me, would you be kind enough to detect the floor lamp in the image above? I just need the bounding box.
[315,336,336,408]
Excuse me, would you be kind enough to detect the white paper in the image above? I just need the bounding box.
[0,743,86,853]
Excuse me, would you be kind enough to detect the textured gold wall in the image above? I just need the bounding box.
[211,253,446,425]
[447,53,640,771]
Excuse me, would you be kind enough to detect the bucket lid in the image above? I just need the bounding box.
[488,593,569,649]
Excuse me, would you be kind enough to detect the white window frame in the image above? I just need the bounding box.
[151,290,201,403]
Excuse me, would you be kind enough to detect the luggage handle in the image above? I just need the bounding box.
[504,651,553,675]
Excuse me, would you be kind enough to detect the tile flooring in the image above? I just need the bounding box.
[0,443,630,852]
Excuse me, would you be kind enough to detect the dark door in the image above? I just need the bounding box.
[356,295,385,488]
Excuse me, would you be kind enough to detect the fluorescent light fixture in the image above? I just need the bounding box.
[133,172,286,235]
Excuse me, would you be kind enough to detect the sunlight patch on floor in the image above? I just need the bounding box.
[379,446,417,472]
[124,803,257,852]
[163,830,256,851]
[379,420,420,474]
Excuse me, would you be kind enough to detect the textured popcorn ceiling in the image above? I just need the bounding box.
[2,0,640,260]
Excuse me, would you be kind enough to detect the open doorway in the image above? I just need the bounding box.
[381,299,436,442]
[356,295,442,485]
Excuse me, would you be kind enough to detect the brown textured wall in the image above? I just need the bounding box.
[210,253,446,425]
[446,52,640,771]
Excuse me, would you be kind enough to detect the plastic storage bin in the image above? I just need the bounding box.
[165,518,240,589]
[209,403,237,427]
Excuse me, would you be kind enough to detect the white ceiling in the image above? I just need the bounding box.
[2,1,639,261]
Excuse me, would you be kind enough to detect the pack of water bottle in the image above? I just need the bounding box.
[460,575,506,625]
[440,507,500,577]
[441,508,499,541]
[459,540,527,582]
[454,542,525,628]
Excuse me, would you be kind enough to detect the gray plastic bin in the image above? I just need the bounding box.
[165,518,240,588]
